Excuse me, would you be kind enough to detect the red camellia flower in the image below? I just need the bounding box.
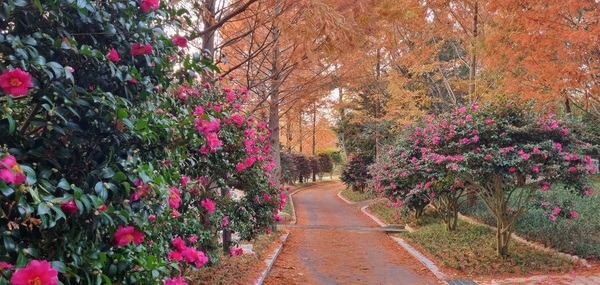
[130,43,153,56]
[172,36,187,48]
[0,68,33,97]
[140,0,159,12]
[60,199,78,214]
[113,226,144,246]
[106,48,120,62]
[97,204,107,212]
[10,260,58,285]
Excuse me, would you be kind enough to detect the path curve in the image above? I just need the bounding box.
[263,181,442,285]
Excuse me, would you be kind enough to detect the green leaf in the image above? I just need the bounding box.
[20,36,37,46]
[46,61,63,78]
[0,183,14,196]
[33,0,43,13]
[3,236,16,253]
[135,118,147,130]
[76,0,86,9]
[51,261,67,273]
[6,115,15,134]
[15,252,27,267]
[37,202,50,215]
[113,171,127,182]
[117,108,128,119]
[101,167,115,179]
[58,178,70,190]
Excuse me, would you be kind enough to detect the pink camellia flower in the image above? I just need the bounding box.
[172,237,186,251]
[550,214,557,221]
[206,132,222,149]
[107,48,120,62]
[230,248,244,257]
[0,154,26,184]
[171,209,181,218]
[10,260,58,285]
[172,36,187,48]
[552,206,561,215]
[148,214,156,222]
[571,210,578,219]
[509,166,517,173]
[130,43,153,56]
[165,276,188,285]
[180,176,189,186]
[97,204,107,212]
[569,166,577,173]
[585,188,595,196]
[201,199,215,214]
[168,250,183,261]
[60,199,78,214]
[112,226,144,246]
[0,261,13,270]
[140,0,159,12]
[222,216,229,227]
[0,68,33,97]
[168,187,181,209]
[182,248,209,267]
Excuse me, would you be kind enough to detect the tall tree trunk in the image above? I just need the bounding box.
[202,0,218,82]
[468,1,478,104]
[268,3,282,190]
[312,102,317,182]
[298,111,303,153]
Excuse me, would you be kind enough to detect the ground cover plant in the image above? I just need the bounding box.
[0,1,282,284]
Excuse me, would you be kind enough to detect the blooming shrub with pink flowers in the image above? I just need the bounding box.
[0,1,280,284]
[369,100,594,256]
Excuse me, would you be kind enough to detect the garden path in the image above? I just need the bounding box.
[262,181,442,285]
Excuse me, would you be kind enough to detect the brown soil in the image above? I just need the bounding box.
[263,181,443,285]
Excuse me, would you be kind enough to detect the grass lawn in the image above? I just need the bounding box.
[395,220,575,277]
[339,186,377,202]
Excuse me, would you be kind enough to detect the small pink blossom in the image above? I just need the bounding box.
[131,43,153,56]
[140,0,159,12]
[187,235,198,243]
[0,261,13,270]
[552,206,561,215]
[222,216,229,227]
[571,210,578,218]
[107,48,120,62]
[164,276,188,285]
[172,35,188,48]
[148,214,156,222]
[201,199,215,214]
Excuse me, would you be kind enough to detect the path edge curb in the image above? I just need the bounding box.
[337,190,449,284]
[254,186,311,284]
[254,231,290,285]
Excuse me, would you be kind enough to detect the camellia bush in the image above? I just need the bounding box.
[0,1,281,284]
[371,100,595,256]
[340,154,373,192]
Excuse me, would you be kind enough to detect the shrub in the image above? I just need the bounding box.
[0,1,280,284]
[340,154,373,192]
